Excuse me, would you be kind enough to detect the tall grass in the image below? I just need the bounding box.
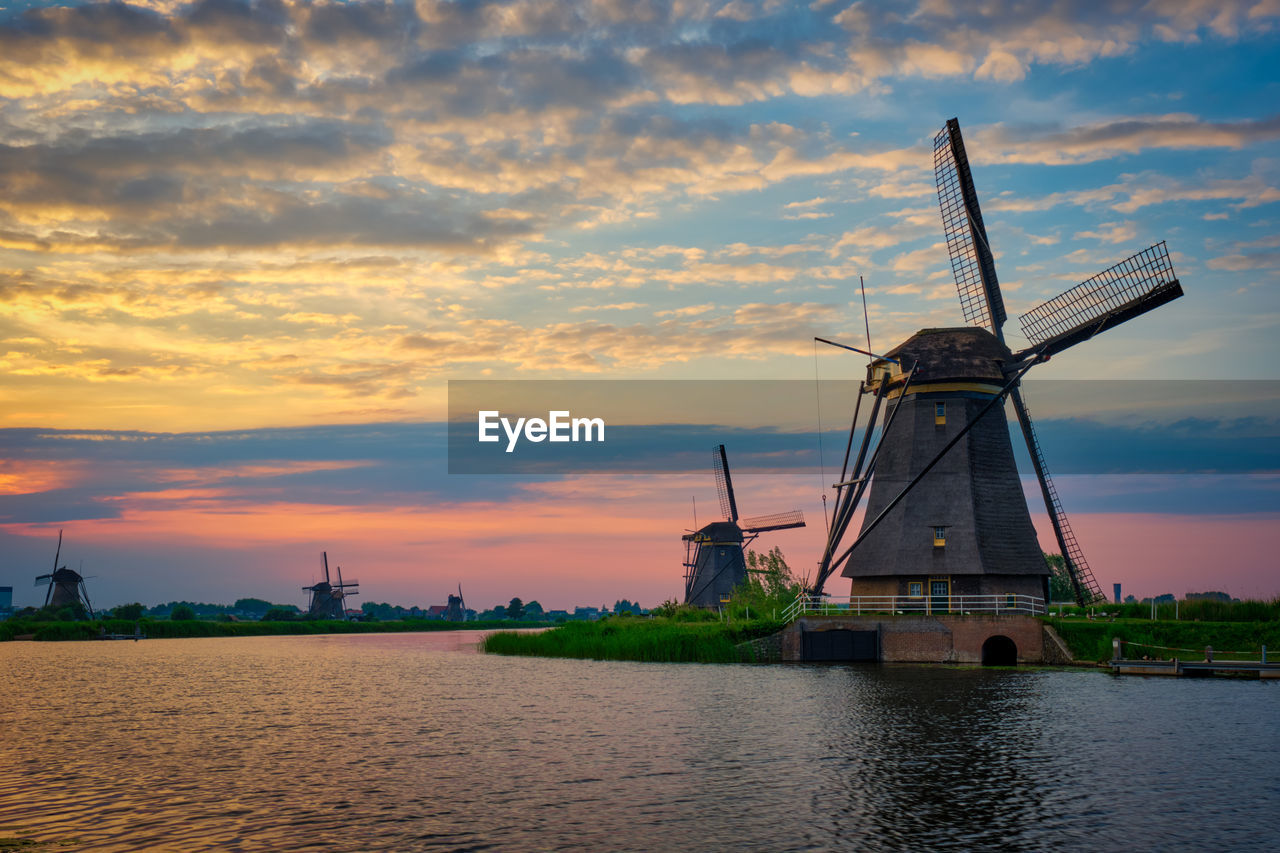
[483,617,784,663]
[1051,598,1280,622]
[1048,618,1280,662]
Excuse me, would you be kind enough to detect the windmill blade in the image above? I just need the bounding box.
[34,574,52,585]
[741,510,806,534]
[336,564,345,617]
[934,118,1006,336]
[80,580,94,620]
[52,529,63,574]
[1009,388,1105,606]
[712,445,739,523]
[322,551,331,584]
[1015,242,1182,360]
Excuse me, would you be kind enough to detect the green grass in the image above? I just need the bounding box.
[1051,598,1280,622]
[482,617,784,663]
[0,618,550,642]
[1048,618,1280,662]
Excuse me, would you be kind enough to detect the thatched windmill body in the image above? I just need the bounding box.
[810,118,1184,608]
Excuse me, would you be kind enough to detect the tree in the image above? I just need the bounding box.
[1044,553,1076,602]
[234,597,272,615]
[170,604,196,621]
[613,599,641,616]
[735,547,803,617]
[113,602,145,620]
[523,600,544,619]
[506,598,524,620]
[262,607,296,622]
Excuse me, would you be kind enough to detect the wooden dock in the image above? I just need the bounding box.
[1110,658,1280,678]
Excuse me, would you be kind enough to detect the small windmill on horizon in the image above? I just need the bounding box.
[809,117,1184,609]
[34,529,95,618]
[304,551,359,619]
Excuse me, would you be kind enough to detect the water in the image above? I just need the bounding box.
[1,632,1276,851]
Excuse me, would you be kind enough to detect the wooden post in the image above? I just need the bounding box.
[1112,638,1121,661]
[1204,645,1213,663]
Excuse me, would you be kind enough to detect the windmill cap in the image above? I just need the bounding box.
[874,327,1012,385]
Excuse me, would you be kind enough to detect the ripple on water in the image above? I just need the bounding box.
[1,634,1277,851]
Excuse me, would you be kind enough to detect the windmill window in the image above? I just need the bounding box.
[935,402,946,425]
[933,526,947,547]
[908,582,924,598]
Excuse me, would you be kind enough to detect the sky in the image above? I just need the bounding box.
[1,0,1278,610]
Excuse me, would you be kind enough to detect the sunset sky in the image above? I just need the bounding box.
[1,0,1278,610]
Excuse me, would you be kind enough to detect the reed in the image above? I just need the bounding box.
[483,617,784,663]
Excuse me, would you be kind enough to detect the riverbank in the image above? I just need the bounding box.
[1047,618,1280,663]
[483,617,784,663]
[482,615,1280,665]
[0,617,553,642]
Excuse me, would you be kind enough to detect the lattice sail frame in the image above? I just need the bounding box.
[933,119,1006,334]
[741,510,805,533]
[1019,241,1179,346]
[713,447,735,521]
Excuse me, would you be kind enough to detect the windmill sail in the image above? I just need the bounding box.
[740,511,805,534]
[713,445,739,523]
[933,118,1121,607]
[1009,388,1105,603]
[934,117,1006,335]
[1016,242,1183,360]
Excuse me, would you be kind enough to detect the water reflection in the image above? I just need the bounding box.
[1,636,1276,851]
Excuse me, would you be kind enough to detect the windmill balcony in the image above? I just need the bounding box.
[782,593,1045,622]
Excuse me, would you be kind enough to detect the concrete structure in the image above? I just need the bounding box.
[780,613,1049,664]
[0,586,11,611]
[843,328,1050,605]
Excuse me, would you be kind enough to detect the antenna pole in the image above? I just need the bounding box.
[692,496,697,529]
[860,275,872,356]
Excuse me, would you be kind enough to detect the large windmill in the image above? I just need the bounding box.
[683,445,806,607]
[304,551,359,618]
[809,118,1183,608]
[34,529,95,618]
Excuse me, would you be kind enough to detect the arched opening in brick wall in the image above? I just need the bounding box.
[981,635,1018,666]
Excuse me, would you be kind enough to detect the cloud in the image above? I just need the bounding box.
[972,114,1280,165]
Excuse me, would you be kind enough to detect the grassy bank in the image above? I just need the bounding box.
[1049,618,1280,663]
[1052,598,1280,622]
[483,617,784,663]
[0,618,550,642]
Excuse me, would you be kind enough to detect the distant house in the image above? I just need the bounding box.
[573,606,602,621]
[547,610,570,622]
[425,605,449,620]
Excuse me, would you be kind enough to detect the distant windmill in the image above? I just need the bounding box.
[810,117,1183,608]
[304,551,359,619]
[34,529,94,618]
[445,584,467,622]
[683,445,806,607]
